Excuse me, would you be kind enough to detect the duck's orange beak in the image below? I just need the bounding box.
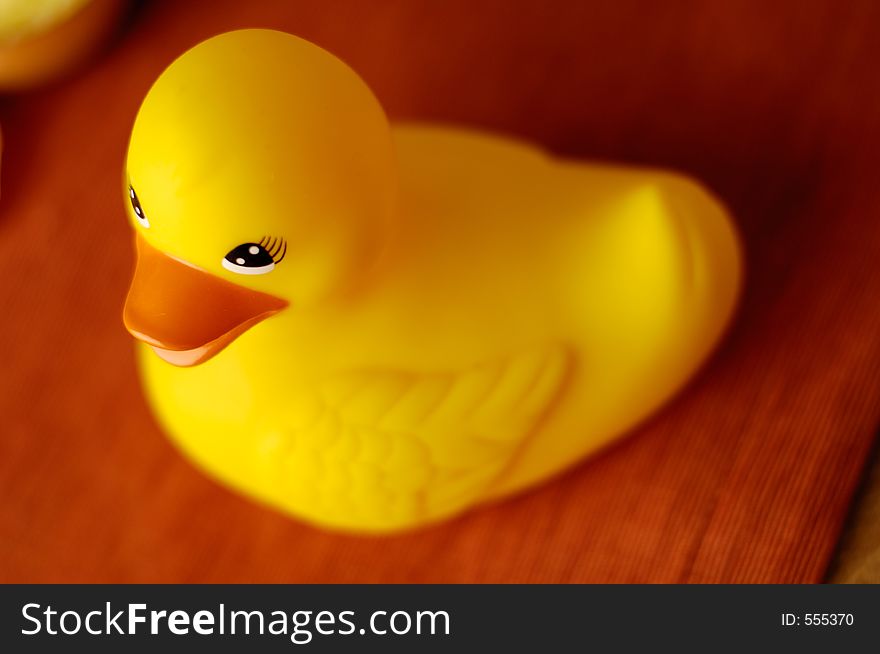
[123,233,287,367]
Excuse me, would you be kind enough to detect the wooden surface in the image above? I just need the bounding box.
[2,0,880,582]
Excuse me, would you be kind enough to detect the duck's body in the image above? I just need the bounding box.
[134,117,739,531]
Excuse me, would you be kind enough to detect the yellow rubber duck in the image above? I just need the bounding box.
[123,29,741,532]
[0,0,126,90]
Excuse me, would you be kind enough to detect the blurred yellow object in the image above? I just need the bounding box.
[0,0,125,90]
[122,30,741,532]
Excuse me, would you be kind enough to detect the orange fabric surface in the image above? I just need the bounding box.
[2,0,880,583]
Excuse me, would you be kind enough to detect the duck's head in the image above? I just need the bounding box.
[122,30,396,366]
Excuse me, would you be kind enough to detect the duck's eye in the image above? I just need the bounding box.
[128,186,150,229]
[223,238,286,275]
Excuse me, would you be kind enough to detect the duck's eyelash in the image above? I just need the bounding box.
[258,236,287,263]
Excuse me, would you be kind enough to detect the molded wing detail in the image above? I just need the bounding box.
[276,346,569,529]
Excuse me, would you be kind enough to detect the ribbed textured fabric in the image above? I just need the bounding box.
[1,0,879,583]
